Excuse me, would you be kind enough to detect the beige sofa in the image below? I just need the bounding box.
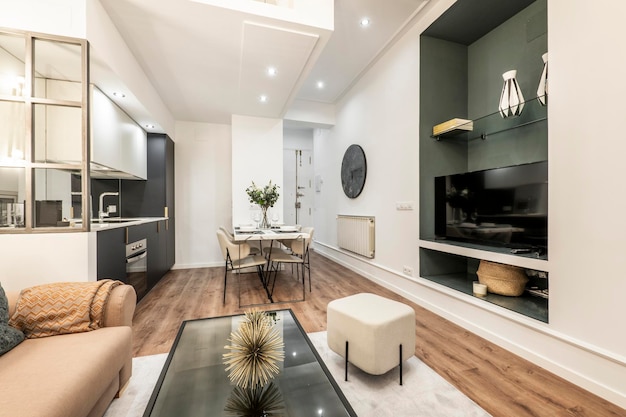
[0,284,136,417]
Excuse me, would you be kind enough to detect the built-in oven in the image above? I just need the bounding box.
[126,238,148,301]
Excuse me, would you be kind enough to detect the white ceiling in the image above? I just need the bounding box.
[98,0,430,127]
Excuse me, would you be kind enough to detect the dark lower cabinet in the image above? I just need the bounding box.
[147,220,168,289]
[96,228,126,282]
[97,222,165,303]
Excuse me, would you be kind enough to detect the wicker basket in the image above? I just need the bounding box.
[476,260,528,296]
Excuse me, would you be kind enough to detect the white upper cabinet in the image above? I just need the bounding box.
[90,85,147,179]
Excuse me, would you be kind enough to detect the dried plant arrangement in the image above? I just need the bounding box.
[223,310,285,389]
[224,381,284,417]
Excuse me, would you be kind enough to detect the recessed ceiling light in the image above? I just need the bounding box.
[259,95,268,103]
[112,91,126,98]
[360,17,371,27]
[267,66,277,77]
[316,81,325,89]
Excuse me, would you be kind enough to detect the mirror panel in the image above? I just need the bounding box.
[34,167,82,227]
[0,100,25,162]
[0,167,25,228]
[33,39,82,100]
[33,103,82,163]
[0,33,25,97]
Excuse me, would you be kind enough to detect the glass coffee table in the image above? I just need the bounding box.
[143,309,356,417]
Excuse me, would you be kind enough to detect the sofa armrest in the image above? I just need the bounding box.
[103,284,137,327]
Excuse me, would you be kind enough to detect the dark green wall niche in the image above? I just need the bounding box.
[419,0,548,240]
[467,0,548,171]
[419,36,468,239]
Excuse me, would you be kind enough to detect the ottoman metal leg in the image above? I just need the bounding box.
[344,340,404,385]
[345,341,349,381]
[399,344,403,386]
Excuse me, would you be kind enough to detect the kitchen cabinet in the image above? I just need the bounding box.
[122,133,175,271]
[147,220,168,289]
[97,221,157,302]
[96,227,126,282]
[127,222,152,244]
[91,85,147,179]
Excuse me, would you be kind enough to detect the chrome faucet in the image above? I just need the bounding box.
[98,192,119,221]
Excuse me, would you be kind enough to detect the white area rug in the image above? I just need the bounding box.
[103,353,168,417]
[104,332,491,417]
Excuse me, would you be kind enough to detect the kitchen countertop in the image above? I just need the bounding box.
[74,217,168,231]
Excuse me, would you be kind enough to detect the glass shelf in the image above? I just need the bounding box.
[431,95,547,141]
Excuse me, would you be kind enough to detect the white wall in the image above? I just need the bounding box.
[0,0,86,38]
[173,117,293,269]
[548,0,626,367]
[284,128,313,151]
[312,0,626,409]
[174,121,232,269]
[173,116,285,269]
[0,232,96,292]
[231,115,284,226]
[313,8,421,277]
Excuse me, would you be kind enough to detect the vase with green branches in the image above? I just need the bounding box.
[245,181,280,229]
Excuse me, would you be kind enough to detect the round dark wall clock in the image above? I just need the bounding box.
[341,144,367,198]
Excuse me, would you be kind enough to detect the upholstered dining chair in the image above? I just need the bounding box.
[219,226,260,255]
[216,229,267,306]
[267,226,314,293]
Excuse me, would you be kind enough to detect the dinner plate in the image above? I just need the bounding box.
[239,225,257,232]
[280,226,298,232]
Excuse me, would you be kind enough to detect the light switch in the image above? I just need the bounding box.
[395,201,414,210]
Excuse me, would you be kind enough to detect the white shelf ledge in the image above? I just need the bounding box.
[419,239,549,272]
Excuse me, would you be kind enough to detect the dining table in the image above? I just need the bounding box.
[233,226,310,304]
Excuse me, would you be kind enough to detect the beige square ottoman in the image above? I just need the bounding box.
[327,293,415,384]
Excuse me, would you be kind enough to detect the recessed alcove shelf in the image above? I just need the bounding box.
[419,245,549,323]
[419,238,548,271]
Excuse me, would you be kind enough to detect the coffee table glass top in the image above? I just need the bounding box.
[143,309,356,417]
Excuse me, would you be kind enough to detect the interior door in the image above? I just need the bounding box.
[283,149,313,227]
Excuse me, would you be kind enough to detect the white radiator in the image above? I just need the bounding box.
[337,215,375,258]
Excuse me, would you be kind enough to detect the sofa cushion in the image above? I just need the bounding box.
[0,283,24,356]
[0,326,132,417]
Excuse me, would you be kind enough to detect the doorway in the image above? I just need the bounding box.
[283,149,313,227]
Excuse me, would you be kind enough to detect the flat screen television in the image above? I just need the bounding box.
[434,161,548,254]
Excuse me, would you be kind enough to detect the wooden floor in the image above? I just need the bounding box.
[132,251,625,417]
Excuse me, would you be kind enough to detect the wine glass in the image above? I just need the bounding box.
[271,210,280,227]
[252,211,261,229]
